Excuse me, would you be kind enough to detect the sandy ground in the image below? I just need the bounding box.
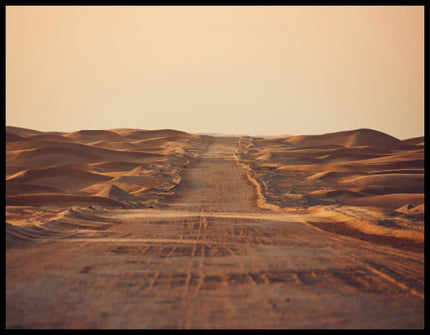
[5,127,424,329]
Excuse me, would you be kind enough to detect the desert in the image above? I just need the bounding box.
[5,125,424,329]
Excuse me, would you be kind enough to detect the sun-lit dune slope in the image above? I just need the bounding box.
[5,126,204,208]
[237,128,424,213]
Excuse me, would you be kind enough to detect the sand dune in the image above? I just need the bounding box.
[132,137,176,147]
[395,203,424,215]
[237,128,424,213]
[6,194,124,207]
[110,128,188,140]
[5,126,424,329]
[6,182,66,195]
[6,126,201,209]
[25,133,71,142]
[403,136,424,146]
[6,128,68,142]
[7,165,112,182]
[6,125,43,137]
[6,222,61,244]
[63,129,128,143]
[96,184,135,201]
[88,140,139,151]
[7,165,113,193]
[351,193,424,209]
[285,128,415,149]
[6,143,166,170]
[338,173,424,193]
[90,161,143,172]
[6,146,106,167]
[6,132,25,142]
[7,139,164,161]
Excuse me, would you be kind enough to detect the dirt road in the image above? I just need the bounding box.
[6,137,424,328]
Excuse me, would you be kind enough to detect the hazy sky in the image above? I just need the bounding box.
[6,6,424,139]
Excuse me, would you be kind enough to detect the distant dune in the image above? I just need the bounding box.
[403,136,424,146]
[237,128,424,215]
[63,129,128,143]
[6,125,43,137]
[109,128,188,140]
[5,132,25,143]
[5,125,201,207]
[6,125,424,217]
[284,128,415,149]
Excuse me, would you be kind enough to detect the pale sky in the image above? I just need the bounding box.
[6,6,424,139]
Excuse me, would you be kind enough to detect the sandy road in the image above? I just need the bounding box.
[166,136,258,213]
[6,137,424,329]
